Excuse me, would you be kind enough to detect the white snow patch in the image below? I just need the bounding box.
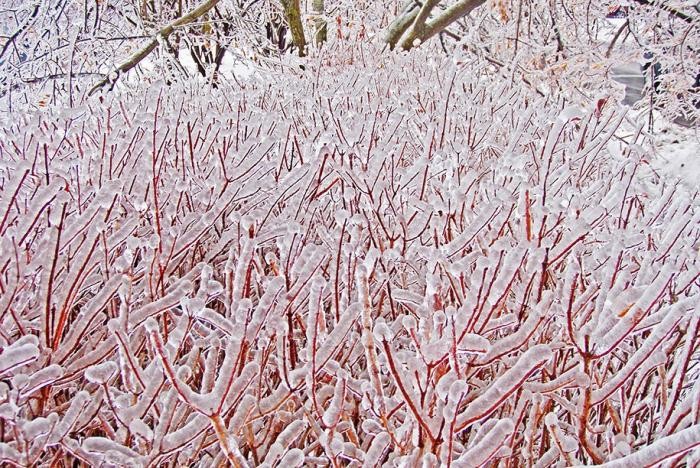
[651,122,700,190]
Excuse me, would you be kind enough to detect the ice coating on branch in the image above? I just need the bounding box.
[373,322,393,342]
[454,418,514,467]
[21,414,57,439]
[161,414,210,452]
[315,303,359,366]
[0,336,39,375]
[525,366,585,393]
[545,413,578,457]
[1,31,699,466]
[592,297,693,404]
[322,376,346,427]
[264,420,307,465]
[457,345,552,428]
[364,432,391,467]
[476,293,551,364]
[85,361,118,384]
[593,266,674,356]
[227,394,255,434]
[128,418,153,441]
[279,448,305,467]
[578,424,700,467]
[18,364,63,397]
[459,333,490,354]
[227,236,256,314]
[83,437,140,460]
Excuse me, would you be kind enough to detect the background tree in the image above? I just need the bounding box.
[383,0,698,124]
[1,1,698,122]
[280,0,307,55]
[311,0,327,46]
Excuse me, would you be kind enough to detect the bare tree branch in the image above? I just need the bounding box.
[386,0,487,51]
[384,1,421,49]
[398,0,441,49]
[0,2,40,60]
[630,0,695,23]
[88,0,220,96]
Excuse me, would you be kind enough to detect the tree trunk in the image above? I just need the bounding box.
[281,0,307,57]
[312,0,327,46]
[384,1,420,50]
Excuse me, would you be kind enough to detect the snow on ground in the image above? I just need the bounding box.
[652,122,700,190]
[176,48,259,80]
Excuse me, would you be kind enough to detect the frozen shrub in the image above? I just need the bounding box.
[0,43,698,466]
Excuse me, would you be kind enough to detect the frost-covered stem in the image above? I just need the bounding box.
[565,273,585,356]
[113,328,146,391]
[446,404,459,467]
[456,345,552,431]
[591,423,700,467]
[381,338,437,445]
[309,280,324,421]
[546,415,575,466]
[211,413,248,467]
[152,93,164,257]
[663,315,699,427]
[334,220,346,322]
[579,356,603,464]
[0,168,29,236]
[44,203,67,348]
[146,321,198,410]
[51,236,99,349]
[525,189,532,241]
[453,419,514,466]
[357,266,387,418]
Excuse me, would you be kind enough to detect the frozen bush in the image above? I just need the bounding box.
[0,40,698,466]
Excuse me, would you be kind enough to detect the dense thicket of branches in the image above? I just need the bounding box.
[0,1,699,467]
[1,37,699,466]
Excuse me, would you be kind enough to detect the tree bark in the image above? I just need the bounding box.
[281,0,307,57]
[385,1,420,50]
[312,0,327,46]
[397,0,441,50]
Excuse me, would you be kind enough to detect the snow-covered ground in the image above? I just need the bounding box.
[611,62,645,106]
[652,122,700,189]
[175,48,259,81]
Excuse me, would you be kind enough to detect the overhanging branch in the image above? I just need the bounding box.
[630,0,695,23]
[88,0,220,96]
